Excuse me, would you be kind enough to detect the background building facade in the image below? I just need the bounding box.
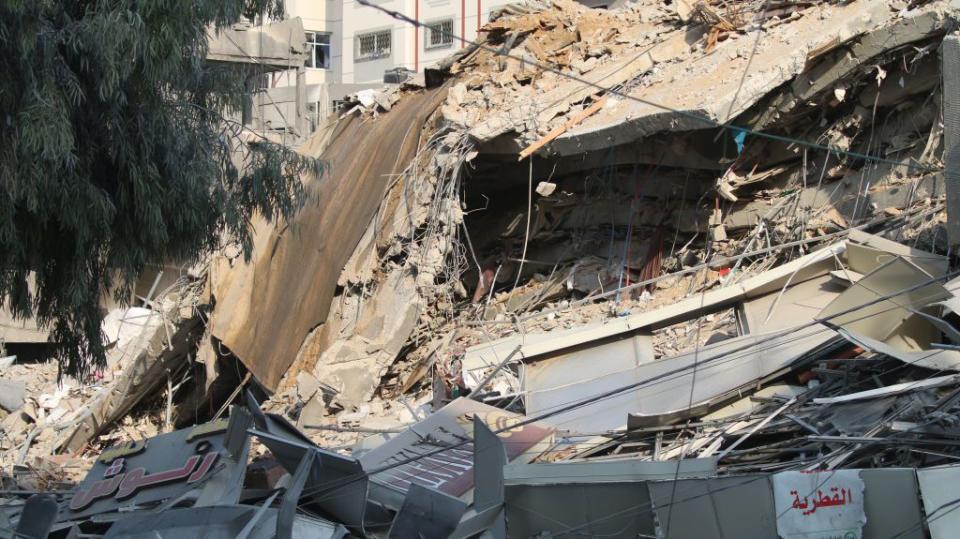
[250,0,506,135]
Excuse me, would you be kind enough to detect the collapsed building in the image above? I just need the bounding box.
[7,0,960,536]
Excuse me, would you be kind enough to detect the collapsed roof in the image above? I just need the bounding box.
[201,0,960,411]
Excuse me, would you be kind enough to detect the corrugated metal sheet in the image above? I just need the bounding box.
[209,88,447,389]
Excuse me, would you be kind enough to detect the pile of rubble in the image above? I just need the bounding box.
[0,270,207,490]
[7,0,960,536]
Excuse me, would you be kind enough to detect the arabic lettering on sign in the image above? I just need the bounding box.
[774,470,865,539]
[69,451,218,511]
[789,487,855,516]
[380,444,476,496]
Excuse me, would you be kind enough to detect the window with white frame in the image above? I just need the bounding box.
[305,31,331,69]
[425,19,453,50]
[356,30,391,61]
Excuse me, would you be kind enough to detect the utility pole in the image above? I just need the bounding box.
[942,34,960,260]
[295,65,307,140]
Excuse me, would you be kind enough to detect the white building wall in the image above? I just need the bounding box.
[259,0,519,134]
[277,0,516,85]
[341,0,508,83]
[277,0,341,86]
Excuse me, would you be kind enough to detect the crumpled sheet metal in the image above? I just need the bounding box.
[813,374,960,405]
[821,253,960,372]
[208,88,447,390]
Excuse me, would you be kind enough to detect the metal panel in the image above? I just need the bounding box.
[819,257,951,343]
[860,468,925,539]
[277,453,313,539]
[741,274,843,334]
[101,505,347,539]
[917,464,960,539]
[473,416,506,511]
[523,332,654,432]
[196,410,252,507]
[449,420,508,538]
[502,459,715,538]
[15,495,58,539]
[647,475,776,539]
[832,329,960,373]
[622,326,835,428]
[504,480,655,537]
[503,458,716,485]
[103,505,261,538]
[388,484,468,539]
[845,230,948,277]
[251,428,371,529]
[63,420,235,521]
[773,470,865,538]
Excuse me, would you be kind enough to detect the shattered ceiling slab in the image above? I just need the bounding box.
[450,0,959,158]
[550,1,956,155]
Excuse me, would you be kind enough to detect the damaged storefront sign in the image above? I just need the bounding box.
[359,398,554,506]
[774,470,866,539]
[63,418,242,520]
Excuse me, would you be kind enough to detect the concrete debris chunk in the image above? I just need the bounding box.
[535,181,557,196]
[0,379,25,413]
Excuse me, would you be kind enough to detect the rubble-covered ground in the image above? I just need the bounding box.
[7,0,960,536]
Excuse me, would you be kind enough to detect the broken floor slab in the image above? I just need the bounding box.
[206,18,308,68]
[464,233,949,432]
[542,2,958,155]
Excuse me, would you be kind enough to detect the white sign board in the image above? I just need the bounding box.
[773,470,866,539]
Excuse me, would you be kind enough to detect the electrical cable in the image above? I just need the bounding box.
[295,267,960,502]
[509,360,960,537]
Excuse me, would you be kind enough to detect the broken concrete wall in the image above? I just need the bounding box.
[206,17,308,68]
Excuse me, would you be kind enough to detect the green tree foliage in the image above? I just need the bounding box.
[0,0,316,378]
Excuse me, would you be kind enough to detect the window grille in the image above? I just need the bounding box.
[357,30,391,60]
[425,20,453,49]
